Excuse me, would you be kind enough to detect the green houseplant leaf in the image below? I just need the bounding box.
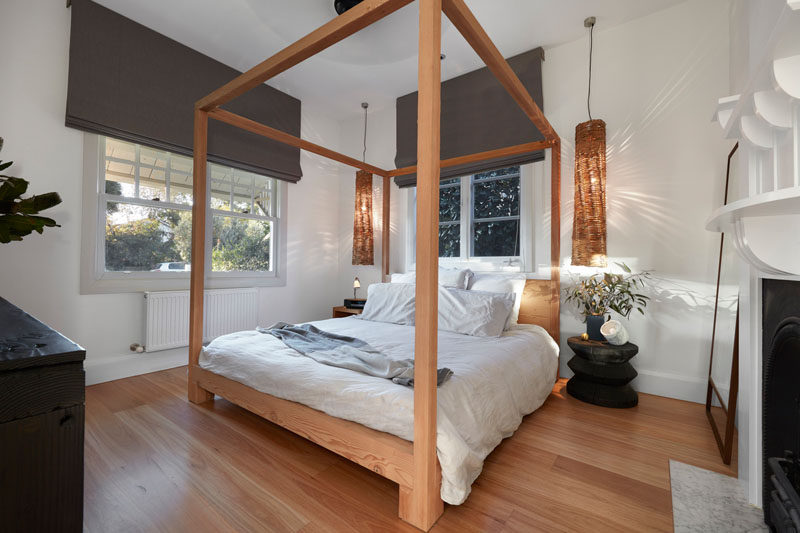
[563,263,652,321]
[0,137,62,243]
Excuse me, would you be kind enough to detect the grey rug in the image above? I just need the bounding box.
[670,460,767,532]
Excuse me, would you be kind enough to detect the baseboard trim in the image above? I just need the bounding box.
[85,348,188,385]
[631,369,708,403]
[559,361,708,404]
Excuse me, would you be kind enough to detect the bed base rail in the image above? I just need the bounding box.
[189,365,438,518]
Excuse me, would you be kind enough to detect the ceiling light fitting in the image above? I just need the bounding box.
[571,15,607,268]
[353,101,374,265]
[334,0,363,15]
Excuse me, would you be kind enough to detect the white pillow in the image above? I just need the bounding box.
[438,267,473,289]
[389,268,473,289]
[437,287,514,337]
[390,272,415,284]
[468,273,527,328]
[359,283,416,325]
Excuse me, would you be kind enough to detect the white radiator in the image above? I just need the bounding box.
[143,288,258,352]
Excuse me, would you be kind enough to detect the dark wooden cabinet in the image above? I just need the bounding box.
[0,297,86,532]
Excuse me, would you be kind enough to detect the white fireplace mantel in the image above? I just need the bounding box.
[710,0,800,508]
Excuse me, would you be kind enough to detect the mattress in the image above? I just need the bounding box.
[199,316,559,505]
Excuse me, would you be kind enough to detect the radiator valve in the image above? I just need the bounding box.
[130,343,145,353]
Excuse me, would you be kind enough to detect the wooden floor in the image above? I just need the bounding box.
[85,367,736,532]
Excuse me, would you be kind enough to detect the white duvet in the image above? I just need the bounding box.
[200,317,558,505]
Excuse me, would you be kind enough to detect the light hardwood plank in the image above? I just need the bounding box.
[85,371,737,532]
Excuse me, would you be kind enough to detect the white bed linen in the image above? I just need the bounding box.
[199,317,558,505]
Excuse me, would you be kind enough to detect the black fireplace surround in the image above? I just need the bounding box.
[763,279,800,531]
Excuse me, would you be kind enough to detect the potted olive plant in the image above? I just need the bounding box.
[564,263,651,341]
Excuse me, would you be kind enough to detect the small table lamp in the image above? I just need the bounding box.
[353,277,360,300]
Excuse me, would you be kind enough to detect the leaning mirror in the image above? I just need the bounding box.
[706,143,740,465]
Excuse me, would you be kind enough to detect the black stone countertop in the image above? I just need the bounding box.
[0,297,85,371]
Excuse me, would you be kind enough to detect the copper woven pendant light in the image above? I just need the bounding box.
[571,17,607,267]
[352,103,374,265]
[352,169,374,265]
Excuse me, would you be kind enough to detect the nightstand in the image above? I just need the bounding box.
[332,306,363,318]
[566,336,639,408]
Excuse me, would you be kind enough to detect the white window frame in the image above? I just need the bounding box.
[80,134,288,294]
[405,160,551,276]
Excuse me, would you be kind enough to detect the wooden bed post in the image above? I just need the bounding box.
[188,108,213,404]
[398,0,444,529]
[186,0,562,526]
[550,140,562,358]
[382,175,391,280]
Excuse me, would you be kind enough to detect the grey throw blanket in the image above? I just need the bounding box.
[257,322,453,387]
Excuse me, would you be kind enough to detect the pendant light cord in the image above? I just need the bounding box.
[587,22,594,121]
[361,103,369,163]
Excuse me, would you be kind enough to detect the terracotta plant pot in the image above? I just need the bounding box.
[585,314,606,341]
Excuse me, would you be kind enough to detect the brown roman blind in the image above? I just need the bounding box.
[66,0,302,182]
[394,48,545,188]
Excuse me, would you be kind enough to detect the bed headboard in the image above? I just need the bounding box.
[517,279,560,343]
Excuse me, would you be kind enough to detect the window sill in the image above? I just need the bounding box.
[80,272,286,295]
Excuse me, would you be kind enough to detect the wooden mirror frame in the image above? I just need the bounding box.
[705,142,740,465]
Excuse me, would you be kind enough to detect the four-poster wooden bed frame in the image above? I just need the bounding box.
[187,0,561,529]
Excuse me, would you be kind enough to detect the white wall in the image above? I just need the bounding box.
[0,0,732,401]
[545,0,732,401]
[0,0,341,384]
[336,105,406,301]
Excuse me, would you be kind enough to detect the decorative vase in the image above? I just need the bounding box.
[585,314,606,341]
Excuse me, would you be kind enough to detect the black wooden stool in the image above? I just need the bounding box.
[566,336,638,408]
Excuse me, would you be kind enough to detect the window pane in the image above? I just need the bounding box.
[439,224,460,257]
[105,203,191,272]
[253,175,273,217]
[439,182,460,222]
[106,138,136,161]
[209,164,232,211]
[474,166,520,180]
[169,154,194,205]
[169,169,193,205]
[211,216,271,272]
[104,137,136,198]
[139,146,167,170]
[104,170,131,197]
[472,219,520,257]
[139,168,167,201]
[231,171,253,214]
[472,175,520,219]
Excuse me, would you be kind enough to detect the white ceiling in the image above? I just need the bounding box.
[94,0,685,120]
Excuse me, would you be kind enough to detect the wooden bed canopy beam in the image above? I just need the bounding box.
[189,1,562,530]
[196,0,414,111]
[441,0,559,142]
[209,108,391,177]
[389,139,554,177]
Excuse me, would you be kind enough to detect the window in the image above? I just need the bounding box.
[408,162,549,274]
[469,166,521,258]
[82,135,286,293]
[416,165,523,263]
